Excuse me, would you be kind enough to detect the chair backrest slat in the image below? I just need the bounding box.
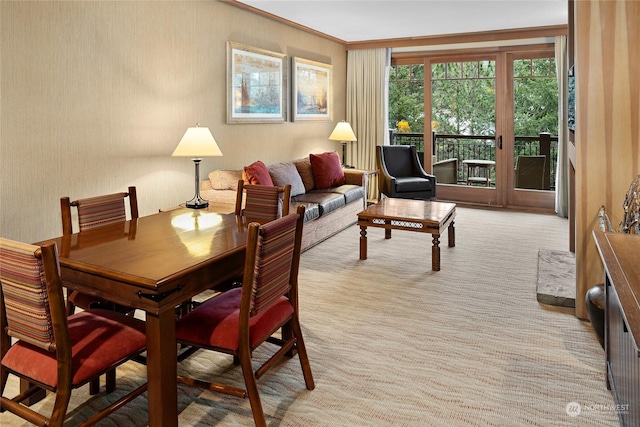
[76,193,127,231]
[0,238,55,351]
[249,212,300,315]
[236,181,291,225]
[61,186,138,234]
[244,185,281,223]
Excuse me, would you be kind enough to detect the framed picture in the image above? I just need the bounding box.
[227,42,287,123]
[291,57,332,121]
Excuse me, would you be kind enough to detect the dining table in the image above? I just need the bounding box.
[44,205,248,427]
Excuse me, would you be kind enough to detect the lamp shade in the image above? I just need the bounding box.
[172,125,223,158]
[328,121,357,142]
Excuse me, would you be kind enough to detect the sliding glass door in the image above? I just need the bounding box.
[506,52,557,210]
[428,56,499,206]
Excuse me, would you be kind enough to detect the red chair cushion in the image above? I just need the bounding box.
[1,309,146,388]
[309,152,345,189]
[176,288,294,352]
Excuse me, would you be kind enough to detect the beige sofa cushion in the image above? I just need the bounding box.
[208,170,242,190]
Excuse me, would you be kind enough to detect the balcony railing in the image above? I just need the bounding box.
[389,131,558,190]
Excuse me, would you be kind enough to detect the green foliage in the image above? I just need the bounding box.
[389,59,558,138]
[389,65,424,133]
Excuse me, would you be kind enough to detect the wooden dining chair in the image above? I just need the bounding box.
[0,238,147,427]
[175,205,314,427]
[235,180,291,225]
[60,186,138,316]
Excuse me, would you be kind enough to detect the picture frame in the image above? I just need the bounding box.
[291,57,332,121]
[227,42,287,123]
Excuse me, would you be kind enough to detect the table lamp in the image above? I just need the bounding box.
[329,121,357,168]
[172,123,223,209]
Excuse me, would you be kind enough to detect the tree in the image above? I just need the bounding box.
[389,65,424,133]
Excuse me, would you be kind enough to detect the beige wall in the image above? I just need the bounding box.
[1,1,346,243]
[574,1,640,319]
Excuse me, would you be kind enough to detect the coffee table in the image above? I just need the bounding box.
[357,198,456,271]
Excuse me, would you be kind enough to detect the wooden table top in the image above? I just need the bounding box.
[358,198,456,224]
[51,208,247,292]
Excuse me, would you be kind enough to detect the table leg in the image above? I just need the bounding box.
[146,310,178,427]
[359,225,367,260]
[385,220,391,239]
[432,234,441,271]
[448,221,455,247]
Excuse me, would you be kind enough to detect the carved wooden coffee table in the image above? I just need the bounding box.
[357,198,456,271]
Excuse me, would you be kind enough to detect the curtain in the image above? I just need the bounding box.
[346,48,390,199]
[554,35,569,217]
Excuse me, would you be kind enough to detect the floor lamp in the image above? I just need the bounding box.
[329,121,357,168]
[172,124,223,209]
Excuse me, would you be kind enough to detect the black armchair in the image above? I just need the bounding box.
[376,145,436,200]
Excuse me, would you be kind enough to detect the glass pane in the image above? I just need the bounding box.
[412,64,425,80]
[532,58,553,76]
[514,79,558,135]
[389,63,425,136]
[447,62,461,78]
[432,63,446,79]
[431,60,496,187]
[513,58,558,191]
[479,61,495,78]
[396,65,411,80]
[514,59,530,77]
[463,62,478,79]
[390,65,398,80]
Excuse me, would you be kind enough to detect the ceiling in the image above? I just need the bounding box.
[234,0,568,43]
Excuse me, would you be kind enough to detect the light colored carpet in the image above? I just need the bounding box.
[536,249,576,308]
[1,207,618,426]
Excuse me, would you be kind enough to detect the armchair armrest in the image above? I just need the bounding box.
[410,150,436,197]
[375,148,396,197]
[411,153,435,180]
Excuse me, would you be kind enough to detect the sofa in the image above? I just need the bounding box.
[200,152,367,251]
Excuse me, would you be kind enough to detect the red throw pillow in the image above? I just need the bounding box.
[243,160,274,186]
[309,152,345,189]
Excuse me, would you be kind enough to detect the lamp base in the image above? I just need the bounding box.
[184,158,209,209]
[185,195,209,209]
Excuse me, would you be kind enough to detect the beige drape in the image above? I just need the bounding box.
[346,48,390,199]
[554,35,568,217]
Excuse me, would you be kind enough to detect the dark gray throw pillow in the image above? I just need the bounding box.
[268,162,306,196]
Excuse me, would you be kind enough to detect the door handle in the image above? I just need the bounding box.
[498,135,503,150]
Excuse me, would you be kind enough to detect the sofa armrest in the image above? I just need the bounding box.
[343,168,367,187]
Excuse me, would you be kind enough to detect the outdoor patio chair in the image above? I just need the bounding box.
[514,155,546,190]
